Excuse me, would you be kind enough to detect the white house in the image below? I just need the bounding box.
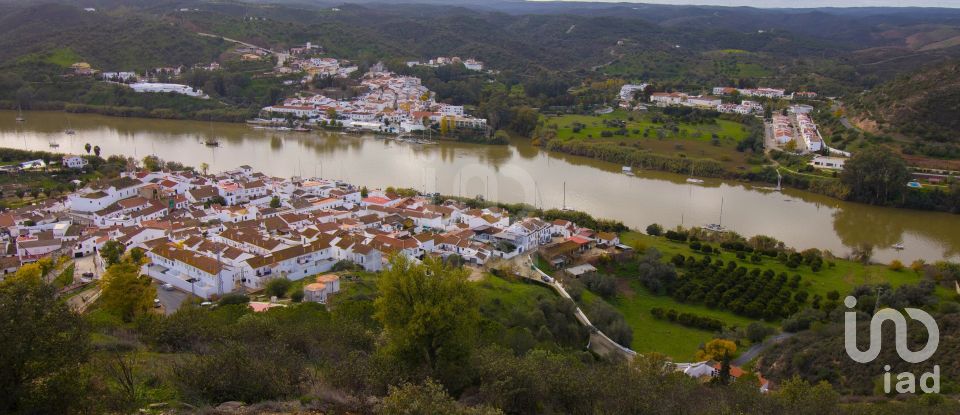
[686,95,722,108]
[129,82,206,98]
[810,155,845,170]
[68,177,145,213]
[650,92,687,106]
[62,155,89,169]
[144,243,236,299]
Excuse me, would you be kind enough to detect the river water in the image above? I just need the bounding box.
[3,110,959,263]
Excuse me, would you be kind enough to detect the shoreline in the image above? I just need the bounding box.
[4,107,956,215]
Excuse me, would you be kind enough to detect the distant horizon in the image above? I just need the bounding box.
[527,0,960,8]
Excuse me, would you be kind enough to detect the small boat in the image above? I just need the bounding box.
[293,127,310,132]
[892,243,905,250]
[15,105,25,122]
[704,223,727,232]
[204,140,220,147]
[64,129,76,135]
[686,178,704,184]
[906,181,922,189]
[622,166,634,176]
[48,142,59,148]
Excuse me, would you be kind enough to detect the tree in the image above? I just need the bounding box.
[84,143,91,154]
[0,275,91,414]
[492,129,510,144]
[93,146,101,158]
[265,277,292,298]
[646,223,663,236]
[199,162,209,175]
[774,376,839,415]
[696,338,737,361]
[326,107,338,121]
[100,260,155,322]
[746,322,774,343]
[840,146,910,205]
[100,240,125,267]
[508,106,539,136]
[784,140,797,152]
[142,155,162,172]
[269,196,281,209]
[374,255,479,385]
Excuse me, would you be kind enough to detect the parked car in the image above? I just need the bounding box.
[162,283,174,291]
[153,298,161,308]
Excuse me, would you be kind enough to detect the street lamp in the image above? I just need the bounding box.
[185,278,198,298]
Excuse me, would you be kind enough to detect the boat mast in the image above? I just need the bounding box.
[719,197,724,228]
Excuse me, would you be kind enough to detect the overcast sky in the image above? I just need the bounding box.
[533,0,960,8]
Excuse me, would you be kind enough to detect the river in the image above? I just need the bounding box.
[3,110,959,264]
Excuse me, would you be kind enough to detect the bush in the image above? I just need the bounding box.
[650,308,724,331]
[218,293,250,306]
[265,277,292,298]
[646,223,663,236]
[746,322,774,343]
[889,260,904,271]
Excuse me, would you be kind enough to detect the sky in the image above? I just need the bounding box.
[532,0,960,8]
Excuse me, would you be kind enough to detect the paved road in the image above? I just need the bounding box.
[155,283,190,315]
[733,333,794,366]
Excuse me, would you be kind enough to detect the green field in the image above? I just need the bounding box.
[542,109,754,169]
[16,47,84,68]
[546,110,748,143]
[476,273,560,321]
[572,231,952,360]
[613,279,765,360]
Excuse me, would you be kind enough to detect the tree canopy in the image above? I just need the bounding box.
[375,255,480,387]
[840,146,910,205]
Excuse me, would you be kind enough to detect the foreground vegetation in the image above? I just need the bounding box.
[5,250,960,414]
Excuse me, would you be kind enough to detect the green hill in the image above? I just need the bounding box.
[849,59,960,160]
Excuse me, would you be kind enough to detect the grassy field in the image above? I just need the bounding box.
[547,110,748,143]
[613,279,764,360]
[541,110,755,169]
[476,273,560,321]
[570,230,952,360]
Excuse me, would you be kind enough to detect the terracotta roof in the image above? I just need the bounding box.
[151,243,223,275]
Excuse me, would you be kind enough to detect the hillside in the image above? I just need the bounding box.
[848,59,960,161]
[0,3,227,70]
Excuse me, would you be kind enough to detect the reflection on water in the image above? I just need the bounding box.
[3,110,960,263]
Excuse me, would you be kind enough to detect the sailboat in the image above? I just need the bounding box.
[64,116,76,135]
[561,181,574,211]
[204,120,219,146]
[704,197,727,232]
[686,163,704,184]
[15,105,25,122]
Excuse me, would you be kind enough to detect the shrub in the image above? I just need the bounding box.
[646,223,663,236]
[218,293,250,306]
[265,277,292,298]
[889,260,904,271]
